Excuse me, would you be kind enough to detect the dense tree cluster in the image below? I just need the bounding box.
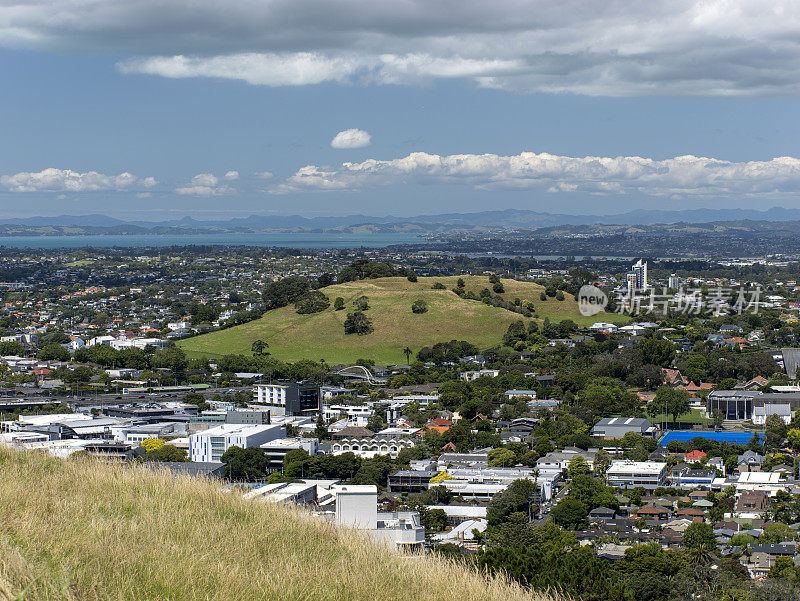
[344,311,374,335]
[294,290,331,314]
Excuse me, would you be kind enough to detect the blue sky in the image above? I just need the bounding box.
[1,1,800,219]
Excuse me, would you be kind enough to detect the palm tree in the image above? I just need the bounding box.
[403,346,412,365]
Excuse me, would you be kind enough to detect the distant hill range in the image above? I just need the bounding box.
[3,206,800,235]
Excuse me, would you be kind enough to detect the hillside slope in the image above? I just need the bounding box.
[0,448,552,601]
[180,276,627,365]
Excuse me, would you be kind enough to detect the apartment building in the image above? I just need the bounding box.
[253,382,321,416]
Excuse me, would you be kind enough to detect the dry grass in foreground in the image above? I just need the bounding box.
[0,448,556,601]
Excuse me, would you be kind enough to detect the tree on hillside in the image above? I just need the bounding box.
[503,320,527,347]
[294,290,331,314]
[353,296,370,311]
[251,340,268,356]
[403,347,412,364]
[650,386,690,426]
[262,276,310,309]
[333,297,345,310]
[343,311,373,335]
[411,299,428,314]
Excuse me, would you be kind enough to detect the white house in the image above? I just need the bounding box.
[87,335,115,347]
[589,322,618,333]
[752,403,793,425]
[460,369,500,382]
[65,338,85,352]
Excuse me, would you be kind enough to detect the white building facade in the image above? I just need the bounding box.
[189,424,285,462]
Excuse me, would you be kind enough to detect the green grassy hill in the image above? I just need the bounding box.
[0,448,553,601]
[179,276,628,365]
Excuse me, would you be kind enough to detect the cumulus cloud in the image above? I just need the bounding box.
[331,129,371,149]
[0,168,156,192]
[223,170,239,180]
[3,1,800,95]
[254,171,274,179]
[272,151,800,198]
[174,173,235,196]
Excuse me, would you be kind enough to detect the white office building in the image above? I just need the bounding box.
[322,404,373,423]
[189,424,285,462]
[607,460,668,490]
[736,471,788,496]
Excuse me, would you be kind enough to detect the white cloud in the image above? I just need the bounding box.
[0,168,156,192]
[3,1,800,95]
[331,129,371,149]
[272,151,800,198]
[174,173,235,196]
[118,53,369,86]
[223,170,239,180]
[254,171,274,179]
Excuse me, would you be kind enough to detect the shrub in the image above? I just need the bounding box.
[333,297,345,310]
[493,282,505,294]
[432,282,446,290]
[344,311,374,335]
[539,292,547,301]
[411,299,428,314]
[294,290,331,314]
[556,291,565,301]
[407,272,418,282]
